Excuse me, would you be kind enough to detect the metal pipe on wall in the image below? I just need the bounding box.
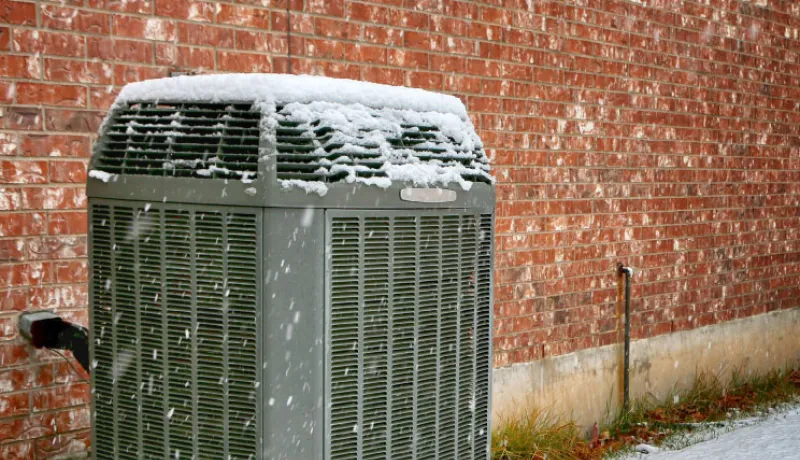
[617,263,634,411]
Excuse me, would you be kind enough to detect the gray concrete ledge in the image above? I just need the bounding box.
[492,309,800,429]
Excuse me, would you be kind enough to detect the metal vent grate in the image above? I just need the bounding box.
[93,102,260,180]
[275,104,492,184]
[91,203,259,460]
[327,212,493,459]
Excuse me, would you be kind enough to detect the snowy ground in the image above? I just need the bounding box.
[624,405,800,459]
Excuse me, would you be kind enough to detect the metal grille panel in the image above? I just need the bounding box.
[275,104,492,185]
[93,102,260,179]
[91,203,259,460]
[328,212,493,460]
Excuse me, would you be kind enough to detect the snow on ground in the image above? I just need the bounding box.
[624,406,800,459]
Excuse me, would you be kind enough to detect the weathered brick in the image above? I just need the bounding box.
[41,6,111,34]
[0,441,34,459]
[0,160,49,184]
[156,0,214,21]
[0,55,40,79]
[217,51,271,73]
[0,0,36,25]
[26,236,87,260]
[16,83,87,108]
[87,37,154,63]
[54,260,88,283]
[19,135,90,158]
[216,4,270,29]
[307,0,344,17]
[44,109,104,133]
[28,284,88,310]
[13,30,86,57]
[87,0,152,14]
[0,211,45,236]
[179,22,235,48]
[32,382,90,412]
[113,15,176,41]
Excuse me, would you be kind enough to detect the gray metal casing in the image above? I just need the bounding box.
[88,99,495,460]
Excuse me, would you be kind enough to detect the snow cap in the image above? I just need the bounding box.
[116,73,469,118]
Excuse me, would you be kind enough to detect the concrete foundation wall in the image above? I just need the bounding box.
[492,309,800,429]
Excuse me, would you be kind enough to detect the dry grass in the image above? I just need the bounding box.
[491,407,598,460]
[491,367,800,459]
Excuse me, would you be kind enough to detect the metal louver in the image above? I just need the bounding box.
[326,211,493,460]
[90,202,260,460]
[93,102,260,179]
[274,104,492,184]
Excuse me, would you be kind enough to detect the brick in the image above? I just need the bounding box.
[87,0,152,13]
[346,44,387,64]
[1,288,29,312]
[388,49,428,68]
[0,160,49,184]
[32,382,90,412]
[48,160,87,183]
[54,407,90,432]
[114,63,169,85]
[13,30,86,58]
[362,66,404,86]
[0,441,34,459]
[235,30,272,53]
[54,260,88,283]
[20,187,87,210]
[90,86,120,110]
[0,211,45,236]
[19,135,90,158]
[0,238,24,261]
[0,26,9,50]
[307,0,344,16]
[44,109,104,133]
[363,25,403,46]
[28,284,88,310]
[216,4,269,29]
[315,61,361,80]
[0,55,40,79]
[34,430,90,459]
[406,71,443,90]
[0,391,30,418]
[114,15,176,41]
[26,236,87,260]
[87,37,154,64]
[217,51,270,73]
[2,107,42,130]
[41,6,111,34]
[313,17,360,40]
[305,39,346,60]
[389,8,429,29]
[179,23,234,48]
[0,0,36,25]
[156,0,214,21]
[0,132,17,156]
[16,83,87,108]
[0,342,30,366]
[43,58,113,85]
[347,2,388,23]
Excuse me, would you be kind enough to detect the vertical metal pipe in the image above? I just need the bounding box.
[623,269,631,411]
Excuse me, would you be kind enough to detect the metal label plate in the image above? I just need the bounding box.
[400,188,457,203]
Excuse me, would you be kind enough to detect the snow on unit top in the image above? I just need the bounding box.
[94,74,492,196]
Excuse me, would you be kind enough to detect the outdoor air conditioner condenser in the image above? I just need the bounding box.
[87,74,496,460]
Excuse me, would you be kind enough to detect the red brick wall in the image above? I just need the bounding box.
[2,0,800,455]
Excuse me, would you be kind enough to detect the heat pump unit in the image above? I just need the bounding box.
[87,74,495,460]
